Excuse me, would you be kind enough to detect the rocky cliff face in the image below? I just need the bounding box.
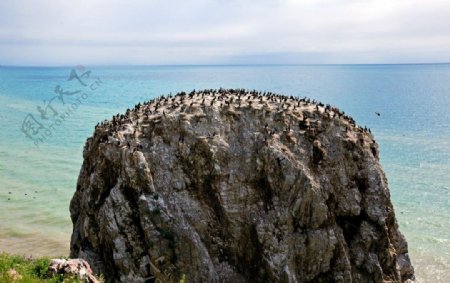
[70,89,414,282]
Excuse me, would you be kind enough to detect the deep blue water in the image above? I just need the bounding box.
[0,64,449,281]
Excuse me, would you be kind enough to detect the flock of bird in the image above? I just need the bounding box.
[6,190,38,201]
[90,89,377,153]
[94,88,374,133]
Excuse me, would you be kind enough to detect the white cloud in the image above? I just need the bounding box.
[0,0,449,65]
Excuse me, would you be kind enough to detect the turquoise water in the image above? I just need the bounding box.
[0,64,449,282]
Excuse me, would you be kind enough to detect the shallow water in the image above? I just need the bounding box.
[0,64,449,282]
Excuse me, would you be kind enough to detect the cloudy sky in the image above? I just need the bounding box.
[1,0,449,65]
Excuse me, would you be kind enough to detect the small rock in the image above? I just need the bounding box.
[6,269,22,281]
[48,258,99,283]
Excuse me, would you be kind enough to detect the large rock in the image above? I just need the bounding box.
[70,89,415,282]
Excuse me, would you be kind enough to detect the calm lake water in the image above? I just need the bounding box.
[0,64,449,282]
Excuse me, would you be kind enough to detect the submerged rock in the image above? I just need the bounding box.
[70,89,414,282]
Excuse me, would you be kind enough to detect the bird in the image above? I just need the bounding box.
[375,112,381,116]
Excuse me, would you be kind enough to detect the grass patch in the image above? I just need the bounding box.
[0,253,68,282]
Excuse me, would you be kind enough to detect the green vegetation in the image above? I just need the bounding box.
[1,253,183,282]
[0,253,68,283]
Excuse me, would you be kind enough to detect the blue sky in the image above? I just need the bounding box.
[1,0,449,66]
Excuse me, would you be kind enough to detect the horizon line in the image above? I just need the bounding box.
[1,62,450,68]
